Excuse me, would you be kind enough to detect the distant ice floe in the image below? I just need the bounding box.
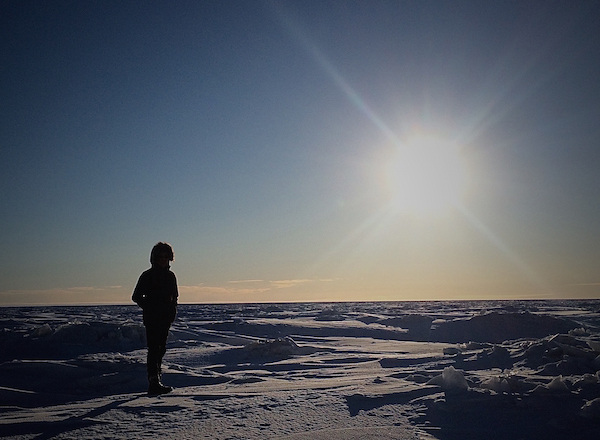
[428,310,582,343]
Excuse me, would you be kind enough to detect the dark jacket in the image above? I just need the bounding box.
[132,266,178,324]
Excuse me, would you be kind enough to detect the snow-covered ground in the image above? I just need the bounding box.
[1,300,600,439]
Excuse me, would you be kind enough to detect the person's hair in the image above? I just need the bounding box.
[150,242,174,265]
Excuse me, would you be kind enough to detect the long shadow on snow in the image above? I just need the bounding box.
[413,390,600,440]
[2,395,143,440]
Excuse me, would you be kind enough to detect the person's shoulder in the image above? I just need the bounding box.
[139,267,154,278]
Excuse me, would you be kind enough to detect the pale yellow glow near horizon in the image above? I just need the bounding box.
[386,134,467,216]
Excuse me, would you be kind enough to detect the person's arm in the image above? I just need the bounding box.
[132,272,149,309]
[172,273,179,304]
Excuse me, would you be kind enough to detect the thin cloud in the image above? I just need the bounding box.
[270,278,338,288]
[0,286,128,306]
[269,279,313,289]
[567,282,600,286]
[227,280,264,284]
[179,278,340,301]
[179,284,270,296]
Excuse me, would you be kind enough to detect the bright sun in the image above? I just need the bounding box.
[386,134,468,215]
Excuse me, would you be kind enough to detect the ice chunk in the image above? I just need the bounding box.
[443,346,462,355]
[572,373,598,390]
[464,341,492,350]
[441,366,468,392]
[587,340,600,353]
[569,327,588,336]
[581,398,600,419]
[30,324,52,338]
[480,376,510,393]
[554,342,596,359]
[244,336,300,357]
[547,375,569,392]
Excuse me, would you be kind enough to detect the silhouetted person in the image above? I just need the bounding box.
[132,242,178,395]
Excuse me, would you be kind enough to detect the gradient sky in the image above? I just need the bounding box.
[2,0,600,306]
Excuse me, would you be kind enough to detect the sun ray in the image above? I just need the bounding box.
[271,4,552,297]
[456,205,554,296]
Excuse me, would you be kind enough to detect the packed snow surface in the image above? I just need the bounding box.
[1,300,600,439]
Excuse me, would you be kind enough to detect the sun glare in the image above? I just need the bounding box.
[386,134,468,216]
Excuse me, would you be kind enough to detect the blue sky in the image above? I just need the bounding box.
[1,0,600,305]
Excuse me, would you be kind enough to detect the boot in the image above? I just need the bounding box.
[148,375,172,396]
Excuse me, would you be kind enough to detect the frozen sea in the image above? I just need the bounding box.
[1,300,600,439]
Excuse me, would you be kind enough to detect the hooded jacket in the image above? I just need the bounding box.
[132,265,178,324]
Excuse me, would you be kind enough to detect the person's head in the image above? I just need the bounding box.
[150,242,174,268]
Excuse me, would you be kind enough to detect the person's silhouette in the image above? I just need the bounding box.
[132,242,178,395]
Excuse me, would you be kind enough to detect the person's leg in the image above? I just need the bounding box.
[145,321,172,395]
[156,322,170,380]
[145,323,161,380]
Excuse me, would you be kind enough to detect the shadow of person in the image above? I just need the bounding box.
[3,395,145,440]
